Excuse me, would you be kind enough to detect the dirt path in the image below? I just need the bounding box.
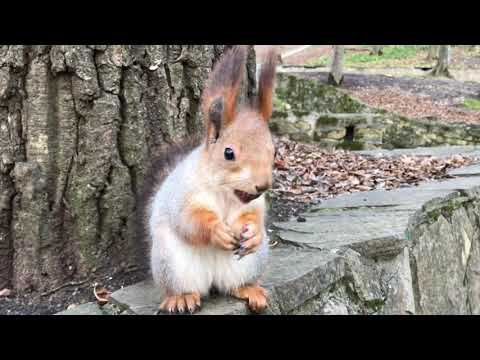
[255,45,333,65]
[292,70,480,102]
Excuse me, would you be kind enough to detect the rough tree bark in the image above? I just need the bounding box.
[370,45,383,56]
[0,45,256,293]
[431,45,452,78]
[328,45,345,86]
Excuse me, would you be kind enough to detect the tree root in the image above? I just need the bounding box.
[41,279,89,297]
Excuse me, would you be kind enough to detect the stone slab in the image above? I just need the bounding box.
[357,146,480,158]
[110,246,341,315]
[274,164,480,251]
[56,302,104,315]
[449,164,480,177]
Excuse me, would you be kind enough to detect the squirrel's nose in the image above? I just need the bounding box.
[255,184,270,194]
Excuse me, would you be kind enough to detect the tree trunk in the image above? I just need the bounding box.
[370,45,383,56]
[426,45,439,61]
[430,45,452,78]
[328,45,345,86]
[0,45,256,293]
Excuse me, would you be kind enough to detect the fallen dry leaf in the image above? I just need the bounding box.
[0,288,12,297]
[271,137,478,214]
[93,283,111,305]
[345,86,480,125]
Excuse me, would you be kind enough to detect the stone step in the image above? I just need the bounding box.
[108,247,341,315]
[274,177,480,247]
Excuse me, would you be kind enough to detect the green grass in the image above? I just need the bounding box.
[306,45,424,68]
[348,46,419,63]
[464,98,480,110]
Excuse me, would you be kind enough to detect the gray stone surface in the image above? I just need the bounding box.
[110,246,342,315]
[55,301,127,315]
[407,187,480,314]
[449,164,480,177]
[109,244,412,315]
[109,279,248,315]
[56,302,104,315]
[358,146,480,158]
[274,171,480,251]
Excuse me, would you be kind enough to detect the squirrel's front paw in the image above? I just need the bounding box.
[211,222,239,251]
[234,223,263,259]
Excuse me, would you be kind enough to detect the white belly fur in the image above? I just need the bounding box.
[150,221,269,295]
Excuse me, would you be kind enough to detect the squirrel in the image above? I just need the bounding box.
[139,45,278,314]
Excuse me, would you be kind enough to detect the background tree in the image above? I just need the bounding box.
[430,45,452,77]
[426,45,439,62]
[0,45,256,293]
[370,45,383,56]
[328,45,345,86]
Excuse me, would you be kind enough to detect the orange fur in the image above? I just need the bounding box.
[180,207,219,247]
[231,208,263,238]
[231,284,268,313]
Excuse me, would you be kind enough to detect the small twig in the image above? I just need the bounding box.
[41,280,89,297]
[269,240,279,248]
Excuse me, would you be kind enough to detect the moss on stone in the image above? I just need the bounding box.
[275,74,368,114]
[336,140,365,151]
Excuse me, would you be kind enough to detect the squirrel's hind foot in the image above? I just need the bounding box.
[231,285,268,314]
[157,292,201,315]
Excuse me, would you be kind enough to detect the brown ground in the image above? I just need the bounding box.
[255,45,334,65]
[255,45,372,66]
[0,267,147,315]
[347,86,480,125]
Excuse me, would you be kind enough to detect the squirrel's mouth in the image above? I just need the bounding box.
[234,190,261,204]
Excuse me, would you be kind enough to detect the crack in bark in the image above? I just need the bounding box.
[163,63,174,101]
[96,163,113,259]
[117,67,137,199]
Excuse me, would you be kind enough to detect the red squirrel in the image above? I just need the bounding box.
[140,46,278,314]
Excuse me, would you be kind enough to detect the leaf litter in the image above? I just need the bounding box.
[269,137,478,221]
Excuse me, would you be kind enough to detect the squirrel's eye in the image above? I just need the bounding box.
[224,148,235,161]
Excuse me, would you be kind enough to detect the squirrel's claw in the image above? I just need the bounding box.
[158,293,202,315]
[234,230,262,260]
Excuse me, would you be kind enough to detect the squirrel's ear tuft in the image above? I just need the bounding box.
[202,46,247,137]
[257,48,278,121]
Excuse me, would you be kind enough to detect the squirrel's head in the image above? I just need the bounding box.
[200,46,278,204]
